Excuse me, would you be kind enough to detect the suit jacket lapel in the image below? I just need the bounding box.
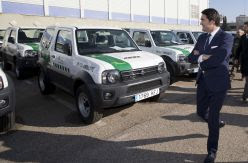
[207,29,222,50]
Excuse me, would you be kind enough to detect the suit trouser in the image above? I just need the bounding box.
[243,76,248,98]
[196,78,227,153]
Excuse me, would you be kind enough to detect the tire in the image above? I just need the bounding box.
[15,64,24,79]
[0,111,15,133]
[166,62,175,84]
[189,73,197,78]
[2,59,11,71]
[76,85,103,124]
[38,68,56,95]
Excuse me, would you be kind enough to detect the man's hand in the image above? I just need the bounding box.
[202,54,211,61]
[193,50,200,55]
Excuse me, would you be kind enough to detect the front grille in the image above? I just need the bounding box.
[127,80,162,94]
[121,66,158,81]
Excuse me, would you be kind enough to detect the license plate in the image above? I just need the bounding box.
[135,88,160,102]
[193,68,199,73]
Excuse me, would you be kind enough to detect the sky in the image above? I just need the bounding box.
[210,0,248,22]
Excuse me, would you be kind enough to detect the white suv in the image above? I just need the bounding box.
[38,26,170,124]
[1,27,44,78]
[129,29,198,83]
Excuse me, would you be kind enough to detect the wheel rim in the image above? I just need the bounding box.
[39,72,45,91]
[78,93,91,118]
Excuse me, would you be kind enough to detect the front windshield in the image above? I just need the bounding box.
[76,29,139,55]
[151,31,183,47]
[192,32,203,40]
[18,28,44,43]
[0,30,5,41]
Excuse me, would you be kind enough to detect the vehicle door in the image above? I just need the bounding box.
[49,29,74,91]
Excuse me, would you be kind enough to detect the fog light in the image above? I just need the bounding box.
[0,98,9,109]
[104,92,113,100]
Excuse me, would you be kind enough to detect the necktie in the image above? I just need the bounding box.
[204,33,211,50]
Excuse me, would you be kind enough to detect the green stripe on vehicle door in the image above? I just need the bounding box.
[25,43,39,51]
[167,47,190,56]
[88,54,132,71]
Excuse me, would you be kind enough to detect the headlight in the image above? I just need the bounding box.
[25,50,38,57]
[158,62,166,73]
[0,77,4,90]
[102,70,120,84]
[178,54,186,62]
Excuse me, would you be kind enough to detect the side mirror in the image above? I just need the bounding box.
[63,42,72,56]
[145,40,152,47]
[8,37,15,44]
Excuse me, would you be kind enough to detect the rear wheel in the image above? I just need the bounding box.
[76,85,103,124]
[38,68,56,95]
[0,111,15,134]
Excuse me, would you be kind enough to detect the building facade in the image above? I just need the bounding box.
[236,15,248,29]
[0,0,209,30]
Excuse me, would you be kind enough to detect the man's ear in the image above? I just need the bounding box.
[210,20,216,26]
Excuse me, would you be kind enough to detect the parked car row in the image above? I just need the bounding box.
[0,25,204,132]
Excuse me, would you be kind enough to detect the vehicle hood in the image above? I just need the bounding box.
[161,44,194,56]
[84,50,164,71]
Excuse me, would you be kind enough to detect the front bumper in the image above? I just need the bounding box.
[16,55,38,69]
[176,62,198,74]
[89,72,170,109]
[0,75,15,117]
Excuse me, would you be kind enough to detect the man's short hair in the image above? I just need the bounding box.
[201,8,220,26]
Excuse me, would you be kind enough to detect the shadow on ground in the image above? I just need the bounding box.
[0,130,207,162]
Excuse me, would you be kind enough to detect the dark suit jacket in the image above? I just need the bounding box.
[188,29,233,92]
[235,34,248,76]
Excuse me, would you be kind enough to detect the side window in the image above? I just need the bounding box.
[133,31,150,46]
[8,30,16,43]
[41,28,55,49]
[55,30,72,55]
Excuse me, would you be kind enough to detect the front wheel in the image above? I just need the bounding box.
[165,62,175,84]
[76,85,103,124]
[15,64,24,79]
[2,59,11,71]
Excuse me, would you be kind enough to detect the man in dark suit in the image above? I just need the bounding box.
[235,22,248,101]
[187,8,233,163]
